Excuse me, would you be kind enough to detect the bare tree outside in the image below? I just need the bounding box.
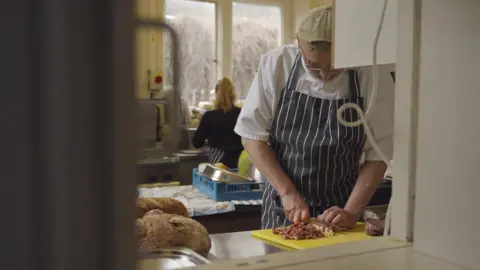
[164,0,282,106]
[164,14,216,105]
[232,3,281,99]
[231,24,280,98]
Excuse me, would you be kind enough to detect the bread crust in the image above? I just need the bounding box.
[136,197,189,218]
[136,210,211,256]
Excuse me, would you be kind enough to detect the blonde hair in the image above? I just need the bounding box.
[214,77,236,112]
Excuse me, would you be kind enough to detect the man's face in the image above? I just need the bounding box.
[299,41,343,81]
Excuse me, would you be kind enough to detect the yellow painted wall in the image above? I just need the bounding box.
[309,0,332,8]
[135,0,164,99]
[135,0,166,135]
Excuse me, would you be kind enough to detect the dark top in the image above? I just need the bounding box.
[192,107,244,167]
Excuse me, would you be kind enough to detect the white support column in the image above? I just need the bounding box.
[390,0,421,242]
[411,1,480,269]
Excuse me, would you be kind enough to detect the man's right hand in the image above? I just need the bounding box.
[241,139,309,224]
[280,191,310,224]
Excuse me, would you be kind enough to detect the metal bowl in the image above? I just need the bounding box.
[138,248,210,270]
[248,164,265,183]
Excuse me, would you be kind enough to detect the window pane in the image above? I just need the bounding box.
[232,3,282,99]
[164,0,216,106]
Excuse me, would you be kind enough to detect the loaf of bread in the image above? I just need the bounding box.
[136,197,189,218]
[136,210,211,256]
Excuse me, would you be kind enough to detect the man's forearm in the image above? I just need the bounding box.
[242,138,296,196]
[344,161,387,216]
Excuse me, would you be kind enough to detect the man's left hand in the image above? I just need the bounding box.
[318,206,361,229]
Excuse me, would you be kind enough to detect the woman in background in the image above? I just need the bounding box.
[192,77,243,168]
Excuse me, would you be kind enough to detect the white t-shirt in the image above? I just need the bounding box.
[234,44,395,161]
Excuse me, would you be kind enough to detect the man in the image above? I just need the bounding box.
[234,6,394,229]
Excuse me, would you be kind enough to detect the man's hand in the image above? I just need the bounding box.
[318,206,361,229]
[280,191,310,224]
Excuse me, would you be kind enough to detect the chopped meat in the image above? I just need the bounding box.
[311,223,335,236]
[365,217,385,236]
[312,219,344,232]
[307,218,345,236]
[272,223,324,240]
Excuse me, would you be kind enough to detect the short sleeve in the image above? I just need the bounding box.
[234,55,276,142]
[358,67,395,161]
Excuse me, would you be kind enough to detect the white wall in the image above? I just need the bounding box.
[332,0,397,68]
[390,0,418,243]
[410,1,480,269]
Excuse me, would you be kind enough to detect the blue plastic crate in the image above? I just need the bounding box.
[192,169,262,201]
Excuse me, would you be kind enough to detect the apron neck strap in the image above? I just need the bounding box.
[285,53,303,90]
[347,69,361,98]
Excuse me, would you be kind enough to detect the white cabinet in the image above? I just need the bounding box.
[332,0,397,68]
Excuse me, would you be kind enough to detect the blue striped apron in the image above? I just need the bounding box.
[261,53,366,229]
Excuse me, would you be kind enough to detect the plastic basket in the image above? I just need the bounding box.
[192,169,262,201]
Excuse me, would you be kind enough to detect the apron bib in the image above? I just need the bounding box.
[261,53,366,229]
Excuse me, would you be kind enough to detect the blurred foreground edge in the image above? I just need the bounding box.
[0,0,137,270]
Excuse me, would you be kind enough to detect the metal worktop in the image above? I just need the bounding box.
[209,231,285,260]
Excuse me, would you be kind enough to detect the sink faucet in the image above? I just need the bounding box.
[135,19,182,154]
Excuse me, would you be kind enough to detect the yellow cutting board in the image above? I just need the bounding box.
[251,223,373,250]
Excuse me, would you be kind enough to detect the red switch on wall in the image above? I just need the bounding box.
[154,75,163,84]
[149,71,164,94]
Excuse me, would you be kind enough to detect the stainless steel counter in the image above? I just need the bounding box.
[209,231,285,260]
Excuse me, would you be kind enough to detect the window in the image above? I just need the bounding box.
[164,0,216,106]
[232,2,282,98]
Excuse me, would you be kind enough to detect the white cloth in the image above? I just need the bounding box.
[234,44,395,161]
[137,186,235,216]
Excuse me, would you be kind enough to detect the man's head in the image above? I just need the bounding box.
[297,6,342,81]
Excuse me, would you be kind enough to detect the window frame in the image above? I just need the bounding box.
[233,0,292,44]
[219,0,291,79]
